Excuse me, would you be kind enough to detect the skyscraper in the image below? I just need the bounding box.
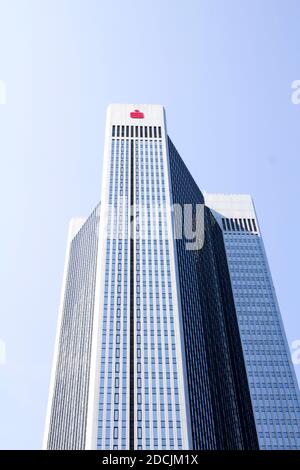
[205,194,300,450]
[44,104,299,450]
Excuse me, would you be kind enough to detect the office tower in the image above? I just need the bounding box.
[46,103,300,451]
[205,194,300,450]
[43,205,100,449]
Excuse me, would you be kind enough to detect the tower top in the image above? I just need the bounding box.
[106,103,166,126]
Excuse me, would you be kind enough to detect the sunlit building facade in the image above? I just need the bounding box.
[44,104,299,450]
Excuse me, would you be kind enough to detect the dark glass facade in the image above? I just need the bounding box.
[168,137,258,449]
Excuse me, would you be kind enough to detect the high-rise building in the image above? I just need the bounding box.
[44,104,299,450]
[205,194,300,450]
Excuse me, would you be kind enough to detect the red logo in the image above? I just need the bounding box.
[130,109,144,119]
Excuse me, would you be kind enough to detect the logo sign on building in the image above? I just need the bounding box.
[130,109,144,119]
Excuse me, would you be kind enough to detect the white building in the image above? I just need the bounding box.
[44,105,300,450]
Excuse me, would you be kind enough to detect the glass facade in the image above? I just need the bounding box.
[134,137,183,450]
[97,123,187,450]
[97,138,130,450]
[224,227,300,449]
[206,193,300,449]
[46,204,100,449]
[168,139,258,449]
[45,105,299,451]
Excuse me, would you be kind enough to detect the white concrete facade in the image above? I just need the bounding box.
[86,105,191,449]
[43,217,91,449]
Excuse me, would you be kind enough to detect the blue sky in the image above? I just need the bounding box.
[0,0,300,449]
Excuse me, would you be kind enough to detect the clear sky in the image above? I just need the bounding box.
[0,0,300,450]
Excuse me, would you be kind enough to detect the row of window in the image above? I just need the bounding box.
[47,205,100,449]
[135,139,183,450]
[98,139,129,450]
[222,217,257,232]
[112,124,162,139]
[224,232,300,447]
